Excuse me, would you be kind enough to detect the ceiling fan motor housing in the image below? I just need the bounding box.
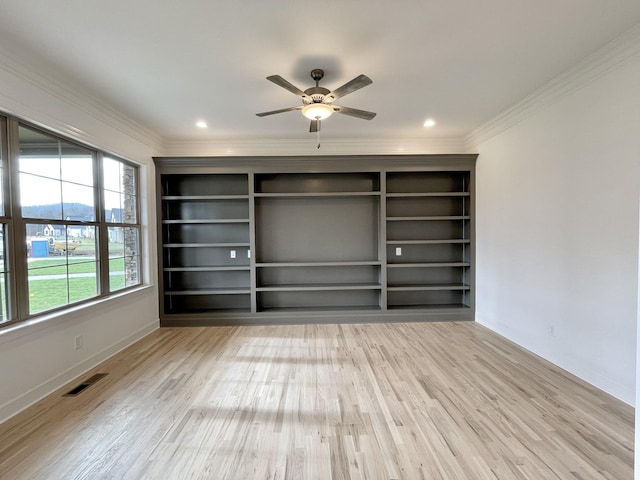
[304,69,332,104]
[303,86,331,104]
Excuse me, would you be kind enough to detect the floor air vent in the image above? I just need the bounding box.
[64,373,108,397]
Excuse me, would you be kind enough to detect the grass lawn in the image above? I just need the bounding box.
[28,257,124,275]
[28,257,127,313]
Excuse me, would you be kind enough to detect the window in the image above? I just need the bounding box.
[19,125,99,314]
[0,115,142,324]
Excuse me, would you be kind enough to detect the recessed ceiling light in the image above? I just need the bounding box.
[423,119,436,128]
[196,121,208,129]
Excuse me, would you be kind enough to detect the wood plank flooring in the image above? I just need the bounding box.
[0,322,633,479]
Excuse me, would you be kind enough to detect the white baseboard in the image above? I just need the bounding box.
[476,316,634,406]
[0,321,159,424]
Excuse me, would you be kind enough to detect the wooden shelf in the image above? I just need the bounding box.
[256,261,381,267]
[164,266,250,272]
[386,192,470,198]
[387,216,470,221]
[163,243,250,248]
[386,239,470,245]
[165,288,250,295]
[162,195,249,200]
[162,219,249,224]
[255,172,381,195]
[257,283,382,292]
[387,304,471,310]
[258,305,383,313]
[255,192,381,198]
[387,262,471,268]
[387,284,471,291]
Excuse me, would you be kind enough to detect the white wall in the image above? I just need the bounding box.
[0,46,161,423]
[474,53,640,404]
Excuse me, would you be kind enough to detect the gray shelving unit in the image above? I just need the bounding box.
[385,171,472,310]
[160,174,251,313]
[154,155,475,326]
[254,172,382,313]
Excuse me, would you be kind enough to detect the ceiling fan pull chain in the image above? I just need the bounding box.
[317,120,321,148]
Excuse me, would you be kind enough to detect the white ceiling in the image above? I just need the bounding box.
[0,1,639,147]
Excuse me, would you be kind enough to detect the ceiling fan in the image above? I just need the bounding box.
[256,69,376,138]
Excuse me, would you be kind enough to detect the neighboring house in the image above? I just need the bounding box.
[42,224,55,238]
[42,224,65,238]
[27,223,64,238]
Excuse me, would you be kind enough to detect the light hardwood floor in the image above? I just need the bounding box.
[0,322,633,479]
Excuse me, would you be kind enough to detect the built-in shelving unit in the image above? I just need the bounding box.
[160,173,251,313]
[254,173,382,313]
[386,172,472,310]
[154,155,475,326]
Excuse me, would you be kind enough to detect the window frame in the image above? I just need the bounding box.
[0,115,16,325]
[0,114,143,326]
[99,152,143,294]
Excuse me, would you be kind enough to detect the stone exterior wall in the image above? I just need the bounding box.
[122,164,139,286]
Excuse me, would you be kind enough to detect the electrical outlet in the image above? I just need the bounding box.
[74,335,83,350]
[395,247,402,256]
[230,250,236,259]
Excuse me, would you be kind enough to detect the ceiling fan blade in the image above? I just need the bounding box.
[266,75,309,98]
[256,106,302,117]
[324,74,372,102]
[309,119,319,133]
[333,105,377,120]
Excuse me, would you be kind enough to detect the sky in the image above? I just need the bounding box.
[18,155,126,212]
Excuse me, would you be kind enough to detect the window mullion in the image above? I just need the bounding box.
[6,117,28,320]
[96,152,110,295]
[0,116,16,324]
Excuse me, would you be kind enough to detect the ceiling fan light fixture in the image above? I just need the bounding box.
[302,103,334,120]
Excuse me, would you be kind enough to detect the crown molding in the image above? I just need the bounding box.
[0,43,164,157]
[161,136,471,157]
[465,22,640,150]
